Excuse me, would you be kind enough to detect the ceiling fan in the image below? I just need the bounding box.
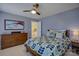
[23,3,40,15]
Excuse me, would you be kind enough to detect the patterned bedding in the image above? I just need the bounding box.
[25,37,70,56]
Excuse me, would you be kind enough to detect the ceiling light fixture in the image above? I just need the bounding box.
[30,10,36,14]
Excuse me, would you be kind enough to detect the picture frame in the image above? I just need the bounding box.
[4,19,24,30]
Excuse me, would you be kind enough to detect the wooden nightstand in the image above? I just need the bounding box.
[71,40,79,47]
[71,39,79,54]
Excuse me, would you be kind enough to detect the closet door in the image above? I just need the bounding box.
[31,21,41,39]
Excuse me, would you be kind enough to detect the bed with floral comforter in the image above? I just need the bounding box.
[25,37,70,56]
[25,29,70,56]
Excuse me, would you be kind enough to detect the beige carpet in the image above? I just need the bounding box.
[0,44,78,56]
[65,50,78,56]
[0,44,32,56]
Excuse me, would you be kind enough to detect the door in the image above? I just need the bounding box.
[31,21,41,39]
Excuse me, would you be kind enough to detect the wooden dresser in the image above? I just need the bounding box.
[1,33,28,49]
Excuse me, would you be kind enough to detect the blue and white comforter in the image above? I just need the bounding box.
[25,38,69,56]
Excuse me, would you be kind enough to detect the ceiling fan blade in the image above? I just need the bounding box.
[36,12,40,15]
[23,10,31,12]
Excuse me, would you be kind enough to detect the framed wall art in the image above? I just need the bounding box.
[4,19,24,30]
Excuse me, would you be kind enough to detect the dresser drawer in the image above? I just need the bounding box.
[1,33,28,49]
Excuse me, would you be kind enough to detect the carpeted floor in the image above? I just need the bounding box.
[0,44,32,56]
[0,44,78,56]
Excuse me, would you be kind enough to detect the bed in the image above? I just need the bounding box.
[25,29,70,56]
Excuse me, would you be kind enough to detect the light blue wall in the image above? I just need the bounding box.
[41,7,79,35]
[1,7,79,38]
[0,11,32,37]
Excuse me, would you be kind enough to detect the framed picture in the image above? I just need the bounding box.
[4,19,24,30]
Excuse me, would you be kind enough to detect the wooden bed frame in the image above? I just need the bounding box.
[25,44,40,56]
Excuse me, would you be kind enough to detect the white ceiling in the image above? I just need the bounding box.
[0,3,79,19]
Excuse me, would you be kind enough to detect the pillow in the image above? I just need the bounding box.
[46,29,56,42]
[55,31,64,39]
[47,30,56,39]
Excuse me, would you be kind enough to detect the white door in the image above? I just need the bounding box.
[31,21,41,39]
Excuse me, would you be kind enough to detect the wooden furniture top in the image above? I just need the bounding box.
[71,39,79,44]
[71,39,79,47]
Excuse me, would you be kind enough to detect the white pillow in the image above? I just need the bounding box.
[47,29,56,40]
[56,31,64,39]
